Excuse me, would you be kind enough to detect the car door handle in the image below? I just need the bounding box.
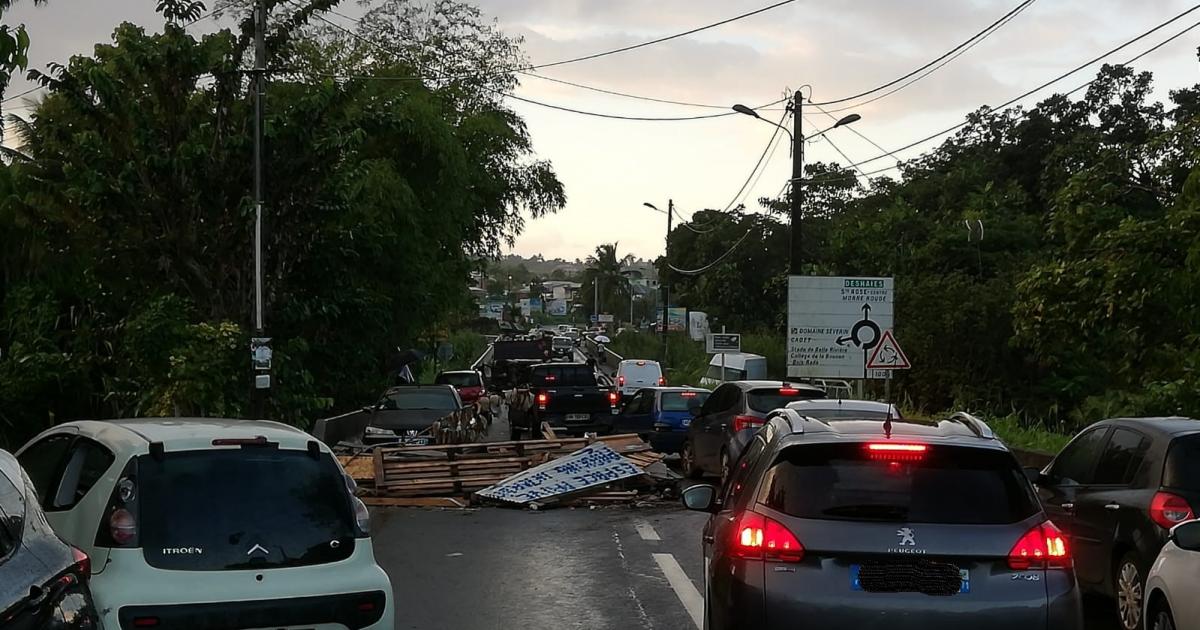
[1104,503,1121,511]
[1061,502,1075,511]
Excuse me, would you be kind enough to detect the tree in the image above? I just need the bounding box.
[580,243,633,322]
[0,0,46,100]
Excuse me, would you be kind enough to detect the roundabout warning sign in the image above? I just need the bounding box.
[787,276,900,379]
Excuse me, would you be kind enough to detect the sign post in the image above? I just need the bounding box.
[787,276,895,380]
[706,331,741,385]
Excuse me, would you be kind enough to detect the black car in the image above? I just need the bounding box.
[681,381,824,482]
[362,385,463,445]
[0,450,100,630]
[680,411,1082,630]
[1033,417,1200,630]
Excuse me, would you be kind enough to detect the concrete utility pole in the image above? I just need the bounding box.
[251,0,268,417]
[789,91,803,274]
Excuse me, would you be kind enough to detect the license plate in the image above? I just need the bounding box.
[401,436,430,446]
[566,413,590,422]
[849,565,970,594]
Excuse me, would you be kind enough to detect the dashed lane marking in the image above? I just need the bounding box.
[652,553,703,629]
[635,520,661,541]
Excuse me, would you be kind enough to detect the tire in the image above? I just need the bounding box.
[681,441,703,479]
[1150,602,1175,630]
[1116,552,1147,630]
[719,450,732,488]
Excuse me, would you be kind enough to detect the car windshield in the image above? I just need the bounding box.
[382,389,459,410]
[661,391,709,411]
[532,365,597,387]
[747,388,825,413]
[759,443,1039,525]
[435,373,481,388]
[1165,434,1200,490]
[138,449,355,571]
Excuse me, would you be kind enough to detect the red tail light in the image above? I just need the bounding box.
[733,511,804,562]
[1150,491,1194,529]
[132,617,160,627]
[70,545,91,577]
[733,415,764,432]
[1008,521,1070,570]
[536,392,549,409]
[779,387,800,395]
[866,443,928,461]
[658,376,666,385]
[110,508,137,545]
[618,375,625,386]
[680,391,697,398]
[609,391,619,406]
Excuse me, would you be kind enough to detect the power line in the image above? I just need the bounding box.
[520,71,725,110]
[2,85,44,105]
[820,0,1040,113]
[809,0,1037,107]
[804,114,869,180]
[714,108,790,212]
[667,228,756,275]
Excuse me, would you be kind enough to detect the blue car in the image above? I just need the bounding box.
[612,387,711,453]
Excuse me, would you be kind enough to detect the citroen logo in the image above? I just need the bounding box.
[246,544,269,556]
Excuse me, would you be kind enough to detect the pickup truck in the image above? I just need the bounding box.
[520,363,619,438]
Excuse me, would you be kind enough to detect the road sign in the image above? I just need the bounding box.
[598,313,615,324]
[866,330,910,370]
[706,333,741,354]
[589,314,599,324]
[787,276,895,379]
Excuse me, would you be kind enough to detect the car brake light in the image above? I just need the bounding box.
[680,392,697,398]
[609,391,619,406]
[866,443,927,461]
[733,415,764,432]
[659,376,666,385]
[779,387,800,395]
[618,375,625,386]
[734,511,804,562]
[1008,521,1070,570]
[110,508,137,545]
[1150,491,1195,529]
[358,602,376,612]
[636,361,646,366]
[536,392,549,409]
[70,545,91,577]
[132,617,160,627]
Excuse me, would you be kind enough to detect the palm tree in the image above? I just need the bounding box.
[582,243,634,323]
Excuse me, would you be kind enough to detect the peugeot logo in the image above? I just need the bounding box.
[246,543,269,556]
[896,527,916,546]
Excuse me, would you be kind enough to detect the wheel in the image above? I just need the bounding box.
[1150,602,1175,630]
[1116,552,1147,630]
[719,450,732,488]
[681,441,703,479]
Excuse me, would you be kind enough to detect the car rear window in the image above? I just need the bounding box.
[532,365,597,387]
[383,388,459,410]
[759,443,1039,525]
[661,391,709,411]
[435,373,481,388]
[747,387,825,413]
[1164,434,1200,491]
[138,449,355,571]
[552,338,573,347]
[620,363,662,381]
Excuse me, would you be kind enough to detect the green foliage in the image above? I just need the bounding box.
[0,0,45,100]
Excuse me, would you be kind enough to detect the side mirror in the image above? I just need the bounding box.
[361,405,376,414]
[1172,520,1200,552]
[689,406,702,418]
[681,484,719,513]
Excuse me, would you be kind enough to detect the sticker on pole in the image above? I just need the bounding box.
[865,330,910,370]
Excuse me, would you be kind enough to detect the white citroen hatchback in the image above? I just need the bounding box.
[16,418,394,630]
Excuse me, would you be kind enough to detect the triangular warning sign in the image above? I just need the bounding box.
[866,330,911,370]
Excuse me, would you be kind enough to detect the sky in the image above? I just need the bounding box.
[4,0,1198,260]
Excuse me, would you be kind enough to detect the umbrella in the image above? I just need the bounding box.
[594,335,611,344]
[389,348,427,370]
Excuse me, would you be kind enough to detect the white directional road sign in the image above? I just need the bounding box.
[787,276,895,379]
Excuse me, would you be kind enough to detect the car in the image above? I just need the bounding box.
[1032,417,1199,630]
[15,418,394,630]
[519,362,620,437]
[681,381,825,482]
[551,336,575,359]
[362,384,463,445]
[784,398,901,421]
[1145,519,1200,630]
[699,352,768,388]
[434,369,487,405]
[612,386,711,450]
[615,359,665,396]
[680,411,1083,630]
[0,449,100,630]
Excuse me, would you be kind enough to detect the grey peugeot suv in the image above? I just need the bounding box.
[681,410,1083,630]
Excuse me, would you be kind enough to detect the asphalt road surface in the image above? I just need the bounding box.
[372,506,707,630]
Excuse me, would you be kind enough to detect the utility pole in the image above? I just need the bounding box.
[251,0,269,418]
[661,199,673,365]
[789,91,804,274]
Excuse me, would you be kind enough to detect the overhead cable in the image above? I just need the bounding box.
[667,229,756,275]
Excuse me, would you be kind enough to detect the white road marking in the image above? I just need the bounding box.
[634,520,661,541]
[653,553,703,629]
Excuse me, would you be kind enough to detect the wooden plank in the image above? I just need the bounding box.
[373,448,385,487]
[541,422,558,440]
[379,473,513,489]
[382,459,529,473]
[361,496,469,508]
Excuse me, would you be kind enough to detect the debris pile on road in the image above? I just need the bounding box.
[338,432,669,508]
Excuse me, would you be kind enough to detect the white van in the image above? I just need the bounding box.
[615,360,665,396]
[699,352,768,388]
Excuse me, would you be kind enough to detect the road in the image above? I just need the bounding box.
[372,506,706,630]
[370,502,1121,630]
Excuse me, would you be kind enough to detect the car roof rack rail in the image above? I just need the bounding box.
[772,408,838,435]
[946,412,996,439]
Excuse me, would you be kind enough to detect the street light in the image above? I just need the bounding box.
[644,200,673,364]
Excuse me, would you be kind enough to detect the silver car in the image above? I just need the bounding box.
[1145,519,1200,630]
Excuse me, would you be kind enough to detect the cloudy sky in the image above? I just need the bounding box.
[5,0,1198,260]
